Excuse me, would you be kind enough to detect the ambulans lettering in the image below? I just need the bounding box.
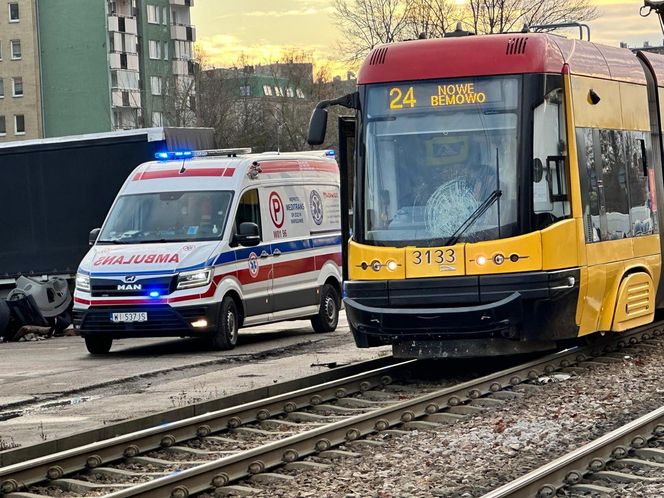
[93,253,180,266]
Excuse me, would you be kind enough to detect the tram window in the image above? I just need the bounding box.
[600,130,630,240]
[626,133,655,236]
[533,88,569,228]
[577,128,601,242]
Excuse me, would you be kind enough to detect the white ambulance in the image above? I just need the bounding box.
[73,148,342,354]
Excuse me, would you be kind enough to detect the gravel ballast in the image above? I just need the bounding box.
[217,341,664,497]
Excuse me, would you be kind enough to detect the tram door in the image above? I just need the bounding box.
[338,115,356,280]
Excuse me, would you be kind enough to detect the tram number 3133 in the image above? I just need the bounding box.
[412,249,456,265]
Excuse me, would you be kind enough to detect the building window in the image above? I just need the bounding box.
[148,40,160,59]
[240,85,251,97]
[0,79,4,98]
[0,116,5,136]
[9,2,19,22]
[286,87,294,98]
[14,114,25,135]
[10,40,21,60]
[147,4,158,24]
[163,41,168,60]
[162,6,168,25]
[263,85,273,96]
[152,111,163,127]
[12,77,22,97]
[296,88,305,98]
[150,76,162,95]
[0,40,2,60]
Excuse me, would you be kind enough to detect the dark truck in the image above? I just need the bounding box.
[0,127,214,291]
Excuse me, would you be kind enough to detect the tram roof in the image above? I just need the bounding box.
[358,33,655,86]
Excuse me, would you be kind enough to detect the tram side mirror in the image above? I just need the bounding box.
[234,222,260,247]
[89,228,101,246]
[588,89,601,105]
[308,107,328,146]
[533,158,544,183]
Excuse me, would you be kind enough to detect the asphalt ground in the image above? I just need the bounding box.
[0,312,390,449]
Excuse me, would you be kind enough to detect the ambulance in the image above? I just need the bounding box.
[73,148,342,354]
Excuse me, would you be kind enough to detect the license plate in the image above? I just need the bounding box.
[110,312,148,323]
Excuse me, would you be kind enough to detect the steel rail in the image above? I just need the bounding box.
[480,405,664,498]
[101,326,663,498]
[0,358,416,494]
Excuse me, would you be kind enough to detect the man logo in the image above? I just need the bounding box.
[118,283,142,291]
[124,275,137,283]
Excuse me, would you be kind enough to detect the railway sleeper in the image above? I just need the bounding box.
[634,447,664,462]
[592,470,659,483]
[214,484,262,496]
[612,457,664,470]
[424,412,466,424]
[489,390,524,400]
[469,397,505,407]
[50,477,128,492]
[569,483,615,495]
[249,472,295,484]
[335,397,386,408]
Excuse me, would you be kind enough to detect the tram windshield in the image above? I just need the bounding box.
[363,76,519,247]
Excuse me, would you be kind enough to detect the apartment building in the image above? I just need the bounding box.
[0,0,196,142]
[0,0,42,142]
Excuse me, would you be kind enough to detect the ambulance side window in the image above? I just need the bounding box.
[234,189,262,238]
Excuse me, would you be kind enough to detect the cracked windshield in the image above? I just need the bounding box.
[364,76,519,247]
[99,191,233,243]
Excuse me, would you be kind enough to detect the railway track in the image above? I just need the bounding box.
[1,325,662,498]
[482,404,664,497]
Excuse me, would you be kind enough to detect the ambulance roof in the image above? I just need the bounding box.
[121,150,339,195]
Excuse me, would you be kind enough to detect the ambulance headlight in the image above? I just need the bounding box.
[177,269,212,289]
[76,273,91,293]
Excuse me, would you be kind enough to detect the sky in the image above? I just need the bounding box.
[191,1,664,78]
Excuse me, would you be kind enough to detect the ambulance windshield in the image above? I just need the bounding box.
[98,191,233,243]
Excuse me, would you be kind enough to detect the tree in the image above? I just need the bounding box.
[333,0,598,63]
[195,49,343,152]
[467,0,598,35]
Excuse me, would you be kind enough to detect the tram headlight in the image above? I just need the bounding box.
[386,260,398,272]
[493,254,505,265]
[477,256,487,266]
[371,260,382,272]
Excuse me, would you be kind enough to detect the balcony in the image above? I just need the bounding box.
[171,24,196,42]
[112,88,141,108]
[108,15,137,34]
[169,0,194,6]
[109,53,139,71]
[173,59,195,76]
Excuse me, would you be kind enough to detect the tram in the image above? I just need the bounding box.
[308,28,664,358]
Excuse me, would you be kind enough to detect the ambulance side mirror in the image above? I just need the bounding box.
[89,228,101,246]
[307,107,328,146]
[235,222,261,247]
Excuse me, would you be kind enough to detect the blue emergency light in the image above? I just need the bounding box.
[155,150,194,160]
[149,291,161,298]
[325,150,336,157]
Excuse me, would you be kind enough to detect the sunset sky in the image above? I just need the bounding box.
[191,1,664,77]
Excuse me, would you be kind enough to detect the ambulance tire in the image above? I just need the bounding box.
[312,284,340,333]
[210,296,239,350]
[85,336,113,354]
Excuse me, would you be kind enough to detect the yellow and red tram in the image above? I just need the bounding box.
[309,31,664,358]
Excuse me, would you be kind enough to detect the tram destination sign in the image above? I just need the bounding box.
[380,77,518,113]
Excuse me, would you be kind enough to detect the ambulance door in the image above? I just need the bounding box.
[233,188,273,318]
[264,185,317,313]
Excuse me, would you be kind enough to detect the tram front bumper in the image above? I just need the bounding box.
[344,270,580,355]
[345,291,523,342]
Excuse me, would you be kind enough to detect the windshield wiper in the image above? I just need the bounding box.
[443,190,502,247]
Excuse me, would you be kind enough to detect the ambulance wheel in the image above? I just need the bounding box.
[210,297,239,350]
[312,284,340,333]
[85,336,113,354]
